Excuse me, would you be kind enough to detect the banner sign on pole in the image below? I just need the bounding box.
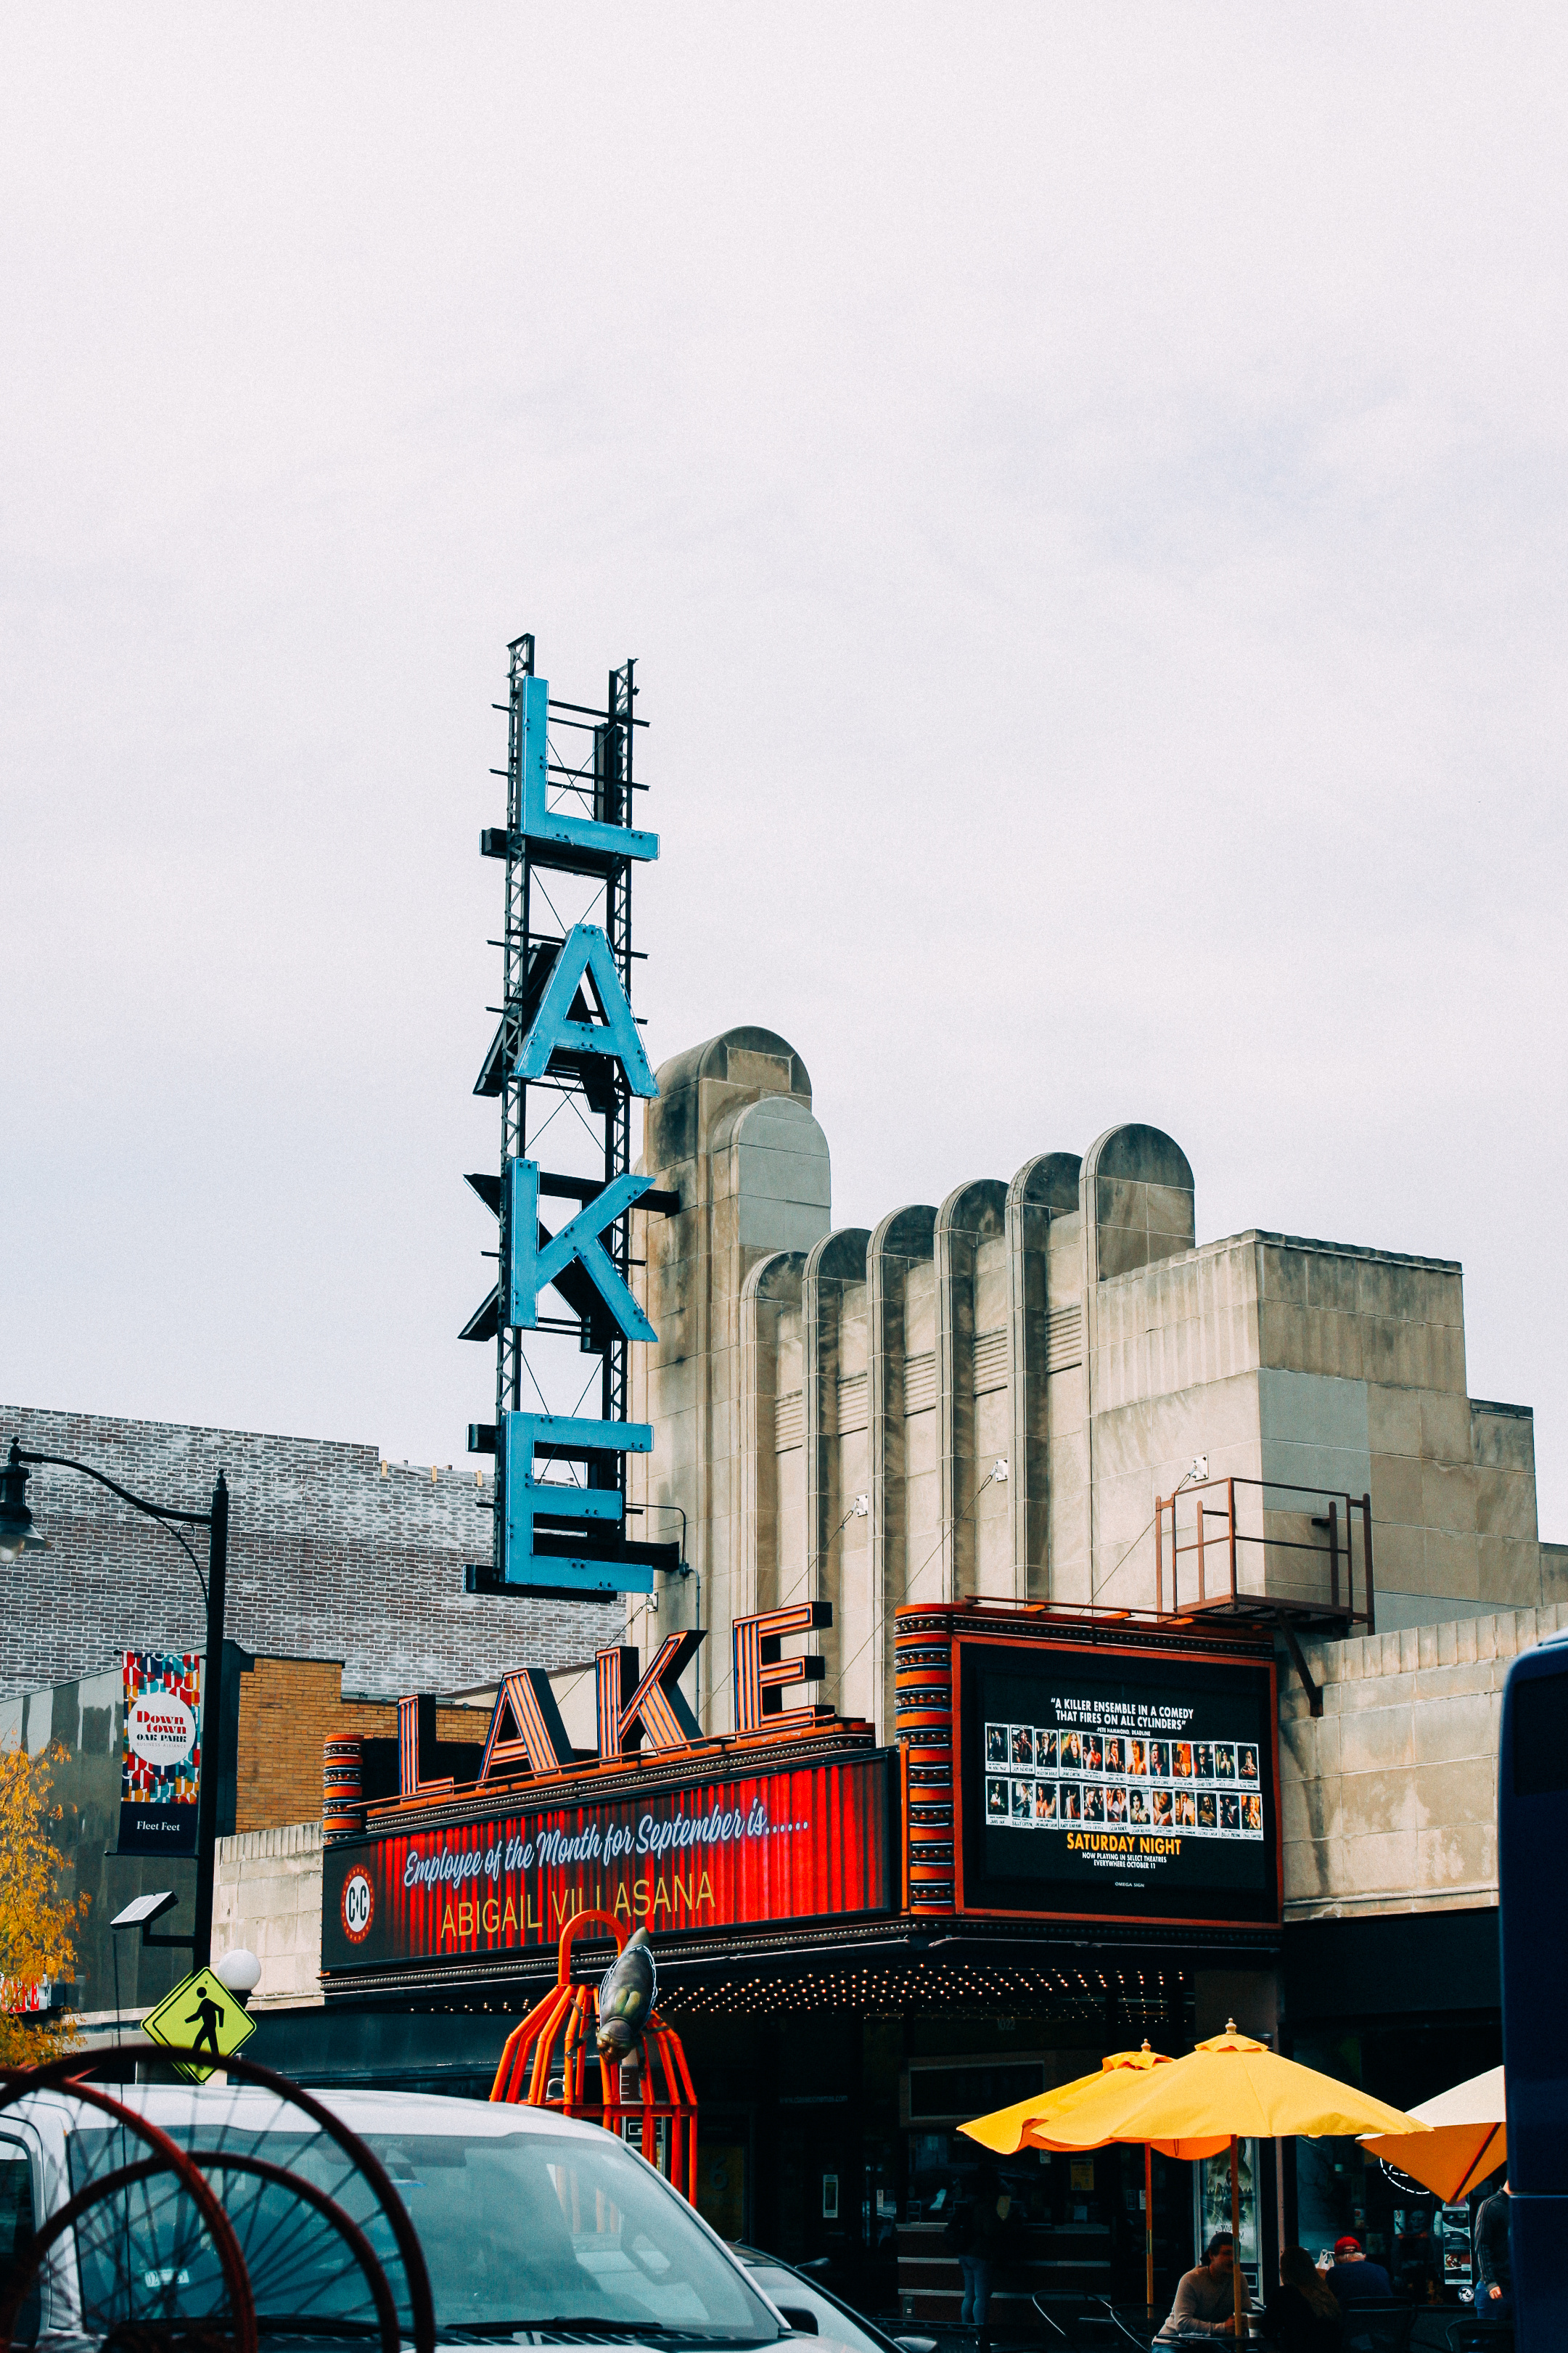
[118,1652,202,1857]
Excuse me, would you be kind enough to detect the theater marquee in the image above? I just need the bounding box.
[321,1749,895,1974]
[953,1632,1281,1929]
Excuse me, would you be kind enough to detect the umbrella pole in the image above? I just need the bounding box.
[1230,2135,1243,2341]
[1144,2143,1153,2310]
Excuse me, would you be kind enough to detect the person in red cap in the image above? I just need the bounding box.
[1324,2236,1392,2307]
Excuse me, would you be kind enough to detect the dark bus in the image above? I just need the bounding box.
[1498,1632,1568,2344]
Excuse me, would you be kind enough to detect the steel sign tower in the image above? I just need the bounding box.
[464,633,680,1600]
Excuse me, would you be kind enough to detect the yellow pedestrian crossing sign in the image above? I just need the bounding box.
[142,1967,258,2082]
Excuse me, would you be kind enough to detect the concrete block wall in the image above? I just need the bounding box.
[1046,1223,1549,1629]
[738,1251,806,1621]
[869,1205,940,1730]
[1279,1601,1568,1918]
[0,1404,619,1702]
[1043,1209,1089,1604]
[213,1823,325,2008]
[805,1229,872,1705]
[1007,1156,1080,1607]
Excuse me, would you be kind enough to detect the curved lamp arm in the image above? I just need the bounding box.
[12,1440,212,1605]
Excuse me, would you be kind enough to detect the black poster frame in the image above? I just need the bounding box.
[954,1634,1283,1929]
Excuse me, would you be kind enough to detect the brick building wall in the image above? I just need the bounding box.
[1,1404,618,1702]
[234,1656,493,1833]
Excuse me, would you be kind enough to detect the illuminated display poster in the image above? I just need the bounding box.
[321,1751,894,1974]
[958,1640,1279,1926]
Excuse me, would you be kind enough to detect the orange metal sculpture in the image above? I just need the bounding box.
[490,1911,699,2201]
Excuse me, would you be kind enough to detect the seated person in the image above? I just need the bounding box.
[1324,2236,1392,2305]
[1259,2247,1344,2352]
[1157,2233,1252,2339]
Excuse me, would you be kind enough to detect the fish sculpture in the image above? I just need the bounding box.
[596,1926,657,2059]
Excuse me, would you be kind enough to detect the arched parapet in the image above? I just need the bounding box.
[740,1248,808,1309]
[1080,1123,1195,1286]
[867,1205,939,1739]
[738,1251,808,1625]
[871,1205,940,1260]
[802,1229,872,1715]
[1006,1153,1084,1600]
[708,1091,832,1264]
[631,1024,827,1731]
[1079,1124,1196,1608]
[644,1026,813,1173]
[935,1178,1011,1600]
[1008,1153,1083,1218]
[804,1226,874,1292]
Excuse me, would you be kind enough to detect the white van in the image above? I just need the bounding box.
[0,2082,795,2353]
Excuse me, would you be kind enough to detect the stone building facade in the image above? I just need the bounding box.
[628,1028,1565,1743]
[1278,1600,1565,1920]
[0,1403,618,1701]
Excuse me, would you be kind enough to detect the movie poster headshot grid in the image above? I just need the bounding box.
[983,1717,1263,1840]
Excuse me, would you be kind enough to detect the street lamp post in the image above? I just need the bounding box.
[0,1438,230,1971]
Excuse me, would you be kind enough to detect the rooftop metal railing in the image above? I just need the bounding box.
[1154,1473,1374,1634]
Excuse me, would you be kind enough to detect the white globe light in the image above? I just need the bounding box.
[213,1947,262,1994]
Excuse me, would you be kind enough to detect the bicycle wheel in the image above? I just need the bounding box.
[1,2045,430,2353]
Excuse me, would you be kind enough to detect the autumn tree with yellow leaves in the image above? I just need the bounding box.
[0,1743,89,2066]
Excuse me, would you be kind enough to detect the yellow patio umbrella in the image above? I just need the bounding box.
[1359,2064,1506,2201]
[961,2040,1228,2159]
[963,2026,1429,2340]
[1059,2026,1429,2339]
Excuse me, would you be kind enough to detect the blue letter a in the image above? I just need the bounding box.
[516,922,657,1098]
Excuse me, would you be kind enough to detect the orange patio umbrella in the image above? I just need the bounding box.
[959,2041,1206,2309]
[1359,2064,1506,2202]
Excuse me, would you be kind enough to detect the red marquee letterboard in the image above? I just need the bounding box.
[321,1751,895,1974]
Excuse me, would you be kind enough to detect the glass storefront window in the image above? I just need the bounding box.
[902,2132,1043,2227]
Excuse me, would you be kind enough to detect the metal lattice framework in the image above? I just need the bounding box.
[498,639,637,1439]
[490,1912,699,2204]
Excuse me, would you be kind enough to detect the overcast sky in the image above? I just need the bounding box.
[5,9,1567,1534]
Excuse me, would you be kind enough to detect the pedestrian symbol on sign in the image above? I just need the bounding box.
[184,1986,226,2063]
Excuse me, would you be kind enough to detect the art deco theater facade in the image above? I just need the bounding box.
[305,1015,1554,2312]
[25,649,1541,2317]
